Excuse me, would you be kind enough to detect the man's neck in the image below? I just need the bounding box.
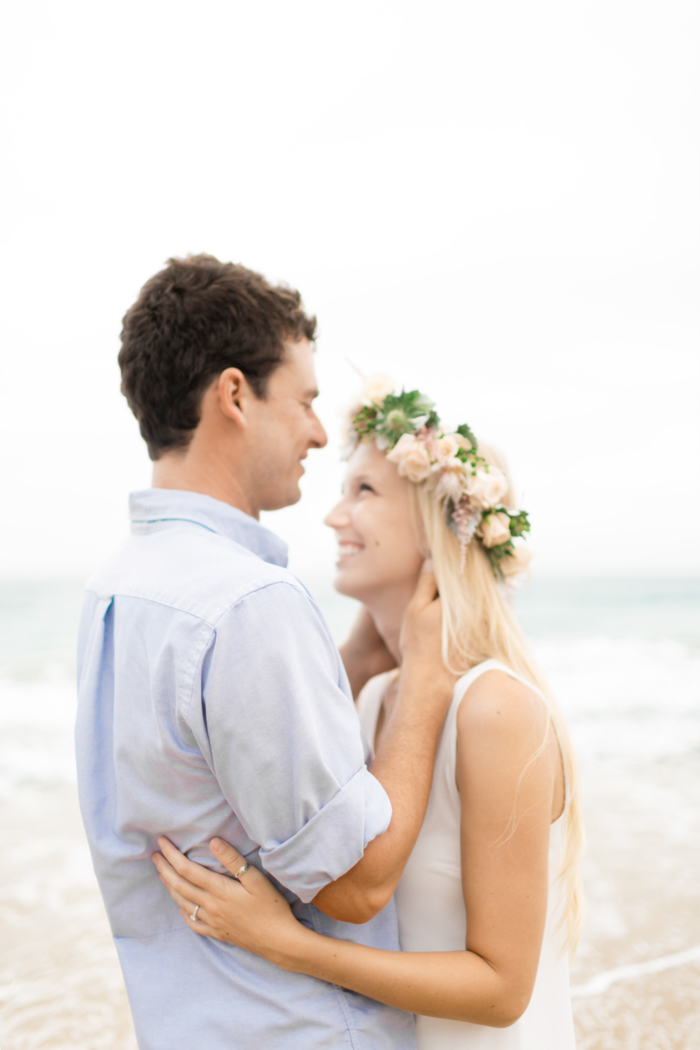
[151,449,258,519]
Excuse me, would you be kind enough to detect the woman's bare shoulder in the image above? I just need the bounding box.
[456,668,550,742]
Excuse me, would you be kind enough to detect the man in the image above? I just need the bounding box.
[76,254,455,1049]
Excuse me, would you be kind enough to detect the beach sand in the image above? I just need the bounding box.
[571,758,700,1049]
[0,786,136,1050]
[1,756,699,1049]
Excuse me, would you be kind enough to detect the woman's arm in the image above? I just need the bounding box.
[153,671,561,1026]
[153,837,521,1027]
[311,567,458,924]
[338,605,396,700]
[454,670,563,1019]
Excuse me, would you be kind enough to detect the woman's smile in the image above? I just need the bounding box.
[336,539,364,563]
[324,442,425,614]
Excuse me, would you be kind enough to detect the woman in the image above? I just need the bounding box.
[153,377,584,1048]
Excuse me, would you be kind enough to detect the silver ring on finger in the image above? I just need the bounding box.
[234,863,250,880]
[190,904,200,921]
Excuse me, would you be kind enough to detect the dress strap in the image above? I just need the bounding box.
[441,660,569,813]
[355,670,397,760]
[439,661,503,804]
[480,662,570,813]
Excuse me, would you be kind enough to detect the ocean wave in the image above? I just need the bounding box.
[1,635,698,797]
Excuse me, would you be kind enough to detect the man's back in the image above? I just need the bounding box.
[76,489,415,1050]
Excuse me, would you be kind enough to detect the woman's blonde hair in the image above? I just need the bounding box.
[408,442,585,954]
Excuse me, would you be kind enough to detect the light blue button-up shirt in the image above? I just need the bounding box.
[76,489,415,1050]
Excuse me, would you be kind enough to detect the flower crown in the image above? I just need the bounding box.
[345,375,533,584]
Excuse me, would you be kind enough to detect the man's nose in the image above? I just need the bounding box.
[309,411,328,450]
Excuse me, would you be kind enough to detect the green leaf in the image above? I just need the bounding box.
[487,540,515,574]
[351,404,379,435]
[506,510,531,537]
[424,409,441,431]
[456,423,478,452]
[373,389,438,445]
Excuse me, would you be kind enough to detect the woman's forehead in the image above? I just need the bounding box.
[345,441,400,484]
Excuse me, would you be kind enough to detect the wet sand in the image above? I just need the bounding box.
[1,757,699,1049]
[571,757,700,1049]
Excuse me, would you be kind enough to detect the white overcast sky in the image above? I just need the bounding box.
[1,0,698,580]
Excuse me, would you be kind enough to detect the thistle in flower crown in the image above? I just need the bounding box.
[346,374,533,585]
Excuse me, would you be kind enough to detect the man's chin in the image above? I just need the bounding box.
[260,483,302,513]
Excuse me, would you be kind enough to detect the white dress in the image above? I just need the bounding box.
[357,660,576,1050]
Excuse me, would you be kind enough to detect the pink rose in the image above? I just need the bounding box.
[386,434,432,482]
[499,545,534,579]
[464,466,509,510]
[478,511,511,548]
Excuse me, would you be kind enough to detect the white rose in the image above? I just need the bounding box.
[478,510,511,548]
[435,434,459,460]
[464,466,509,509]
[361,373,395,406]
[499,545,535,579]
[386,433,432,482]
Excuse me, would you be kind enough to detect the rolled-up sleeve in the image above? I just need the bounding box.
[197,581,392,902]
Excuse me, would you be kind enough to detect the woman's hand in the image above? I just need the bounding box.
[399,560,456,695]
[151,838,309,970]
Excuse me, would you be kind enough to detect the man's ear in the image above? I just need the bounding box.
[216,367,250,428]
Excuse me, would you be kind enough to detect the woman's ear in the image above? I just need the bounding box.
[217,367,249,429]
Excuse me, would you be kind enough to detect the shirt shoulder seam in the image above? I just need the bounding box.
[83,576,309,630]
[209,577,315,627]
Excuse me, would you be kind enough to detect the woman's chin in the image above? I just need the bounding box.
[332,565,367,602]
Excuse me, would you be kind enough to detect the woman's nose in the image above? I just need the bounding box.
[324,499,350,529]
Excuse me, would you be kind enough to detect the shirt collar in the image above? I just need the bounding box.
[129,489,289,568]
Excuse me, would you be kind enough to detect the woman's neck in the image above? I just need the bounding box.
[362,580,417,666]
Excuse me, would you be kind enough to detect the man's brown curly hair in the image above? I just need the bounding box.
[118,254,317,460]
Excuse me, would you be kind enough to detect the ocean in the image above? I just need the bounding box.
[1,576,699,1048]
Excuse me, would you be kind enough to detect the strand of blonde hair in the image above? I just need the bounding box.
[409,450,585,955]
